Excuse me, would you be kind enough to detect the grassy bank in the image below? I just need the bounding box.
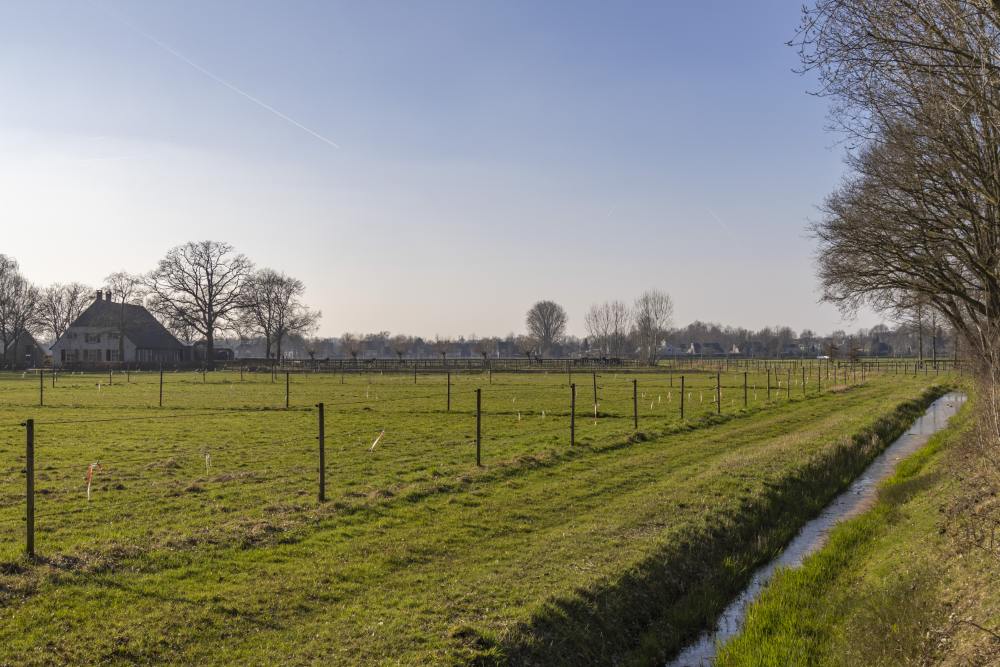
[717,390,1000,666]
[0,373,951,664]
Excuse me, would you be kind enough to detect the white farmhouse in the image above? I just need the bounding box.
[50,291,187,367]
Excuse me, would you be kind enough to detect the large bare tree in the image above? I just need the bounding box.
[242,269,320,360]
[633,289,674,365]
[39,282,91,343]
[0,255,41,366]
[525,300,568,355]
[144,241,253,366]
[800,0,1000,365]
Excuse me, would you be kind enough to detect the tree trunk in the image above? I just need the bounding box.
[206,330,215,370]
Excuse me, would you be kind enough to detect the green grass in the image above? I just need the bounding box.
[0,368,952,664]
[716,389,1000,666]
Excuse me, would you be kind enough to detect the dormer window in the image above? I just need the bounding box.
[85,333,101,343]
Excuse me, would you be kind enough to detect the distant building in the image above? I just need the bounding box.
[688,342,725,356]
[1,331,46,368]
[50,290,187,367]
[190,342,236,362]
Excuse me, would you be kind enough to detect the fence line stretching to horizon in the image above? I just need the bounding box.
[0,363,958,560]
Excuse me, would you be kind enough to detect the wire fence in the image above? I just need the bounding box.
[0,360,960,562]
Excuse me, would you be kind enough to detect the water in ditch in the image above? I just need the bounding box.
[667,391,966,667]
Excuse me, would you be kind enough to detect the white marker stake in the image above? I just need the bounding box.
[85,462,102,501]
[517,411,521,421]
[369,430,385,452]
[541,410,545,419]
[205,453,211,471]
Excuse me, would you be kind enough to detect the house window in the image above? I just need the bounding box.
[85,333,101,343]
[82,349,102,362]
[107,349,120,362]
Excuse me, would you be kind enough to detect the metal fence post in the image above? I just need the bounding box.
[716,371,721,415]
[285,372,290,409]
[743,371,747,408]
[159,366,164,407]
[39,370,43,407]
[316,403,325,502]
[24,419,34,558]
[447,372,451,412]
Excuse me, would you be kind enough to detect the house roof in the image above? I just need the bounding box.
[67,299,185,350]
[2,331,44,354]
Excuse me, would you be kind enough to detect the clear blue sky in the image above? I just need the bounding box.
[0,0,881,338]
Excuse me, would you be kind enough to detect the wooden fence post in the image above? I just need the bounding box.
[476,388,482,467]
[39,370,43,407]
[570,383,576,446]
[632,379,638,430]
[24,418,34,559]
[159,366,164,407]
[716,371,721,415]
[316,403,325,502]
[743,371,747,408]
[680,375,685,420]
[447,372,451,412]
[285,372,290,409]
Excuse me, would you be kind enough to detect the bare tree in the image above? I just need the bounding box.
[340,333,361,362]
[39,282,91,343]
[0,255,41,366]
[104,271,145,364]
[390,335,411,361]
[431,336,452,363]
[799,0,1000,365]
[144,241,253,367]
[584,301,632,357]
[633,289,674,365]
[515,335,537,359]
[525,300,568,356]
[242,269,320,360]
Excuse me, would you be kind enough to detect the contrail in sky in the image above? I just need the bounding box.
[92,2,341,150]
[707,208,732,234]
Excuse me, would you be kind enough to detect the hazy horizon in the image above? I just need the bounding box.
[1,1,886,339]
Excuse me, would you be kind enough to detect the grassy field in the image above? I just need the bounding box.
[0,367,955,664]
[716,387,999,666]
